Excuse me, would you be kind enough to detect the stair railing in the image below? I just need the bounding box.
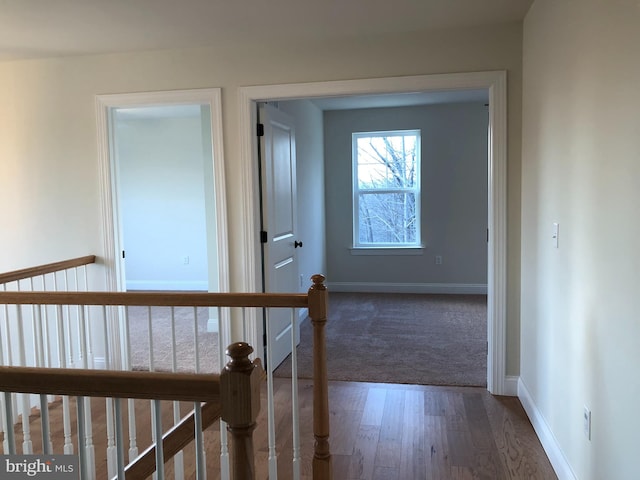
[0,258,332,480]
[0,255,97,459]
[0,342,260,480]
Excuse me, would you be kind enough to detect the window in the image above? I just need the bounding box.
[352,129,421,248]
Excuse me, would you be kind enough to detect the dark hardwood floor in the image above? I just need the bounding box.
[1,378,556,479]
[316,380,556,480]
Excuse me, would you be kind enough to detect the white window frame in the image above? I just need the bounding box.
[352,129,421,249]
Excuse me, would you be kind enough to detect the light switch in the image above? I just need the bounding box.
[552,222,559,248]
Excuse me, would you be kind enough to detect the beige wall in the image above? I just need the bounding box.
[521,0,640,478]
[0,22,523,372]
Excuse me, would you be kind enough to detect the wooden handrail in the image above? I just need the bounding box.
[0,366,220,402]
[0,255,96,284]
[0,290,309,308]
[121,401,222,480]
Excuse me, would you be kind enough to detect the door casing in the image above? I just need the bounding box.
[237,71,511,395]
[95,88,231,368]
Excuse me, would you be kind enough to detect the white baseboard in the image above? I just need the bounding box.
[327,282,488,295]
[298,308,308,323]
[518,378,577,480]
[126,280,208,291]
[503,375,519,396]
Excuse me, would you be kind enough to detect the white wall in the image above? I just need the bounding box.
[115,110,209,291]
[0,21,523,374]
[323,103,488,293]
[521,1,640,478]
[277,100,327,292]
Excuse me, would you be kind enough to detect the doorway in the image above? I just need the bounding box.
[96,88,231,367]
[237,71,510,395]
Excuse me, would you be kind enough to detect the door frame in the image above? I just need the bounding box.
[95,88,231,367]
[237,71,511,395]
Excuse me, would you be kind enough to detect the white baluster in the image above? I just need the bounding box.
[34,278,52,450]
[265,309,278,479]
[29,278,43,367]
[114,398,126,480]
[81,265,89,291]
[193,306,200,373]
[219,306,230,480]
[77,305,96,478]
[194,402,206,480]
[170,307,185,480]
[57,305,74,454]
[102,305,110,370]
[192,306,206,477]
[34,305,47,367]
[62,397,73,454]
[1,284,18,429]
[61,271,75,368]
[83,397,96,480]
[127,398,139,462]
[0,324,8,452]
[104,307,117,478]
[42,275,52,356]
[152,399,165,479]
[105,398,117,478]
[77,396,88,480]
[124,307,138,461]
[75,267,94,368]
[42,275,56,403]
[3,392,16,454]
[291,308,301,480]
[39,394,53,454]
[73,269,84,368]
[15,304,33,453]
[147,307,154,371]
[170,307,177,373]
[147,306,157,480]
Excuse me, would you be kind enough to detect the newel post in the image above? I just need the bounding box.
[220,342,261,480]
[308,274,332,480]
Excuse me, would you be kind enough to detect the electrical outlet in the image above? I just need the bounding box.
[583,406,591,440]
[183,256,190,265]
[435,255,443,265]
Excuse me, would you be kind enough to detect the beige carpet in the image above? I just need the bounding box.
[274,292,488,387]
[127,305,220,373]
[127,293,487,386]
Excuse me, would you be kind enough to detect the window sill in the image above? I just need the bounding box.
[349,246,425,256]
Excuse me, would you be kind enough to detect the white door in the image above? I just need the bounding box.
[259,103,301,370]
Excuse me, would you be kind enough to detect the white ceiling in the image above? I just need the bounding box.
[0,0,533,62]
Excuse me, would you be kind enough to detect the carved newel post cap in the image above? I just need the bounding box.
[221,342,261,425]
[225,342,254,370]
[310,274,326,289]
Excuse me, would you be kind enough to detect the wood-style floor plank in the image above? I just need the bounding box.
[374,388,404,469]
[1,379,557,479]
[424,414,452,479]
[348,424,380,480]
[399,389,426,479]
